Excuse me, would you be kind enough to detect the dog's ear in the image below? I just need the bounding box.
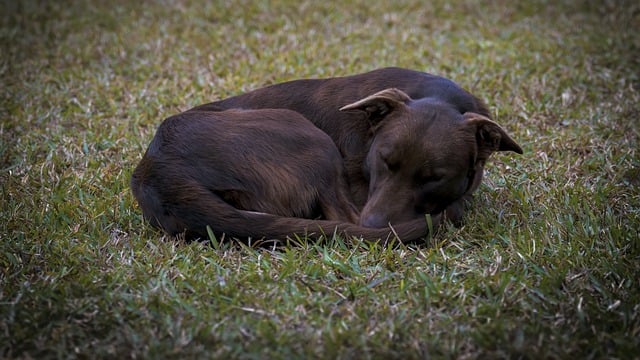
[462,112,523,158]
[339,88,411,125]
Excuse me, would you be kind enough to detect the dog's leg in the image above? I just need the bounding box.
[318,189,360,224]
[316,172,360,224]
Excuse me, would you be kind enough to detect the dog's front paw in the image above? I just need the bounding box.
[442,201,466,226]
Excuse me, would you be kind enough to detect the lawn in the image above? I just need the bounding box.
[1,0,639,358]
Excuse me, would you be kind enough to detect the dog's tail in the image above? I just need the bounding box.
[132,178,438,244]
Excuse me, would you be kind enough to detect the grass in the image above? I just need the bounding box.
[1,0,639,358]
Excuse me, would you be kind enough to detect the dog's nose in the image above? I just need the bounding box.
[360,213,388,228]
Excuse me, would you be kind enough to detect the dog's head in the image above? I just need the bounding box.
[340,88,523,228]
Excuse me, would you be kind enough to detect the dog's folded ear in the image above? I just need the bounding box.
[339,88,411,125]
[462,112,523,157]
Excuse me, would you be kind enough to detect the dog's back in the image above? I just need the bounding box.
[189,67,489,143]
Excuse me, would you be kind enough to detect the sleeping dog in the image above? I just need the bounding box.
[131,109,439,242]
[190,67,523,228]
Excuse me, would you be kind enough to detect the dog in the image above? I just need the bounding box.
[189,67,523,227]
[131,108,440,242]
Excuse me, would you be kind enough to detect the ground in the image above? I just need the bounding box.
[1,0,639,358]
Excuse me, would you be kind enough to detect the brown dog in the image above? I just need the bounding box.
[131,109,439,242]
[190,67,523,227]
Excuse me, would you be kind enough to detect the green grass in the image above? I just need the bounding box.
[1,0,639,358]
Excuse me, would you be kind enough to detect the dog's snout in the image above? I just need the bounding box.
[361,213,388,228]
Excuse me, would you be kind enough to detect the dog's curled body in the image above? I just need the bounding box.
[190,67,523,227]
[131,109,437,241]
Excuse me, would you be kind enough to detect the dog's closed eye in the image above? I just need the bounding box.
[379,151,401,172]
[414,173,444,185]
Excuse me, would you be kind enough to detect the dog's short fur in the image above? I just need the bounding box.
[190,67,523,227]
[131,109,438,242]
